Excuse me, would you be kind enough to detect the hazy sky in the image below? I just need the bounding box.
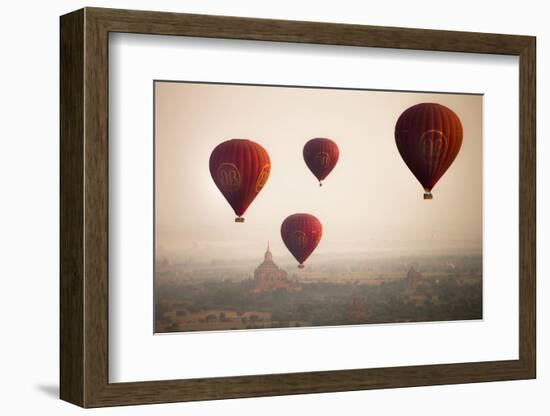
[155,82,482,262]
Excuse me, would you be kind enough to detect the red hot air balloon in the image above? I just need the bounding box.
[209,139,271,222]
[303,138,340,186]
[394,103,463,199]
[280,213,322,268]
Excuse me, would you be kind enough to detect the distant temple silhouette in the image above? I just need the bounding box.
[403,266,435,302]
[252,242,301,293]
[406,266,426,290]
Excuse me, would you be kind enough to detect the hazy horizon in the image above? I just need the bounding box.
[155,82,482,265]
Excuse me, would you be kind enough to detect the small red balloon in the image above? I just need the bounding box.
[395,103,463,199]
[281,213,323,268]
[303,138,340,186]
[209,139,271,222]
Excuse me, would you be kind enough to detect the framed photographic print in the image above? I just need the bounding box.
[60,7,536,408]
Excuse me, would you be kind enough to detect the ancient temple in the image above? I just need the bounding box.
[405,267,424,288]
[252,242,300,293]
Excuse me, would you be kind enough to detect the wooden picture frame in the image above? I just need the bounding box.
[60,7,536,408]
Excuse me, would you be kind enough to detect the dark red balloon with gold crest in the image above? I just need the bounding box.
[280,213,323,268]
[209,139,271,222]
[394,103,463,199]
[303,138,340,186]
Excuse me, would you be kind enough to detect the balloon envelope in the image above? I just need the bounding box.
[209,139,270,221]
[303,138,339,186]
[394,103,463,199]
[280,213,322,268]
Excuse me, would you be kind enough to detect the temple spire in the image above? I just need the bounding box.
[264,241,273,262]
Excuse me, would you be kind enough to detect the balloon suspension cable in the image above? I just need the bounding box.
[423,191,433,200]
[298,264,305,269]
[235,216,245,223]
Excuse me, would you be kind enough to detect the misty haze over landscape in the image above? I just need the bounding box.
[155,245,482,333]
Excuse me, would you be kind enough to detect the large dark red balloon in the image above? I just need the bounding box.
[209,139,271,222]
[281,213,322,268]
[394,103,463,199]
[303,138,340,186]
